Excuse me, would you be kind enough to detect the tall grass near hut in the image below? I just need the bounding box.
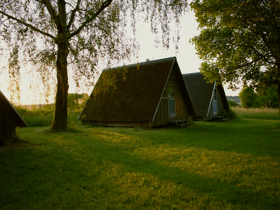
[15,105,82,127]
[15,105,54,127]
[233,107,280,120]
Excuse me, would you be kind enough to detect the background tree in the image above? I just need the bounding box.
[190,0,280,110]
[257,84,279,108]
[68,93,89,109]
[0,0,188,131]
[239,86,260,108]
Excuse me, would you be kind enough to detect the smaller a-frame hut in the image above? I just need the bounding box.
[79,57,196,127]
[0,91,28,146]
[183,73,229,121]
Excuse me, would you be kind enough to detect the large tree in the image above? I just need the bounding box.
[190,0,280,110]
[0,0,188,131]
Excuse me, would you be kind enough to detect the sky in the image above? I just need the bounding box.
[129,9,241,97]
[0,8,240,105]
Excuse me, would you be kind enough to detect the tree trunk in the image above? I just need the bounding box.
[277,82,280,114]
[51,39,69,131]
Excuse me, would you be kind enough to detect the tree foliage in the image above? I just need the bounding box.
[68,93,89,109]
[7,44,21,105]
[190,0,280,110]
[0,0,188,131]
[257,84,279,108]
[239,86,260,108]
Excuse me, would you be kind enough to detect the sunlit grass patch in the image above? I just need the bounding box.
[132,145,280,197]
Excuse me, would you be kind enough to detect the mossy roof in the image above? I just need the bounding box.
[0,91,28,127]
[80,57,194,122]
[183,73,229,117]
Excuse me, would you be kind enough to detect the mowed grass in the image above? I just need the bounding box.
[0,111,280,209]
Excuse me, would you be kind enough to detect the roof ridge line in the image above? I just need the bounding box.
[103,57,177,72]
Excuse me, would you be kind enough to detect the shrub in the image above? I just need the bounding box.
[219,108,238,120]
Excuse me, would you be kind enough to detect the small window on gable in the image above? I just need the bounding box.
[168,83,175,98]
[213,87,217,100]
[169,100,175,116]
[167,82,175,116]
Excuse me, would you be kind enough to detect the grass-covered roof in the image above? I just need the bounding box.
[80,57,183,122]
[0,91,28,127]
[183,73,229,117]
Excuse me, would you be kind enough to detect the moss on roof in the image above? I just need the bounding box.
[80,57,177,122]
[183,73,229,117]
[183,73,215,116]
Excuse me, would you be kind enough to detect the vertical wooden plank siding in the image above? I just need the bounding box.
[0,112,4,146]
[11,114,17,139]
[0,112,13,146]
[207,102,213,120]
[217,90,225,114]
[152,99,168,127]
[174,82,190,121]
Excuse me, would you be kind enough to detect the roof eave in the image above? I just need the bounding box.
[0,91,28,127]
[152,57,176,121]
[206,81,216,117]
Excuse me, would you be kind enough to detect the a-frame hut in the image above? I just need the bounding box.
[79,57,196,127]
[183,73,229,121]
[0,91,28,146]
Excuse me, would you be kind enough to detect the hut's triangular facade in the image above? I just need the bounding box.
[79,57,195,127]
[183,73,229,121]
[0,91,28,146]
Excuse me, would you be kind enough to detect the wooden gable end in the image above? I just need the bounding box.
[152,61,195,127]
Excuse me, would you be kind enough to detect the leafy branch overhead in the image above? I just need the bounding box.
[0,0,188,131]
[191,0,280,83]
[190,0,280,110]
[1,0,187,65]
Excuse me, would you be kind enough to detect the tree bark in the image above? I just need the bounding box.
[51,38,69,131]
[277,82,280,113]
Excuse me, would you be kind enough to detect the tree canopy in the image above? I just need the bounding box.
[0,0,188,131]
[190,0,280,109]
[257,83,279,108]
[239,86,260,108]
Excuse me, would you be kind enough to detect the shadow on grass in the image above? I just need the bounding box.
[36,126,86,134]
[0,144,104,209]
[85,137,280,209]
[143,118,280,158]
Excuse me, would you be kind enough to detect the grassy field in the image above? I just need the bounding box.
[233,107,280,120]
[14,105,82,127]
[0,108,280,209]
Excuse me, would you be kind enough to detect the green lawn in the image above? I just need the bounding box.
[1,115,280,209]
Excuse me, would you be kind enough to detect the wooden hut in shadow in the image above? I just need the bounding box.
[183,73,229,121]
[79,57,196,127]
[0,91,28,146]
